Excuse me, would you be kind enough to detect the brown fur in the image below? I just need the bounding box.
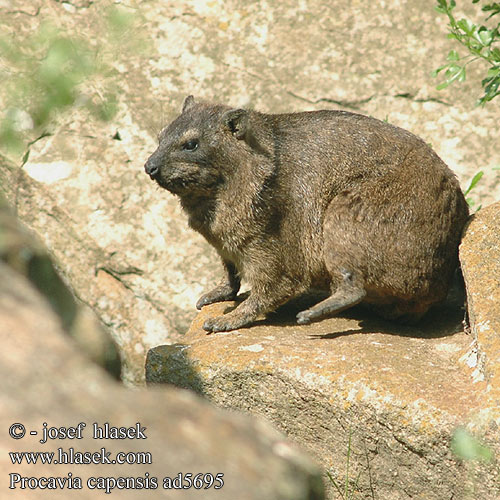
[144,96,469,332]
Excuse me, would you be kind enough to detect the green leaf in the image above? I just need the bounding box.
[464,171,484,196]
[482,3,500,20]
[436,80,451,90]
[490,48,500,62]
[443,64,466,85]
[475,28,493,47]
[451,428,494,463]
[431,64,448,77]
[458,66,466,82]
[435,0,448,14]
[447,49,460,61]
[486,66,500,79]
[444,62,460,75]
[484,79,500,100]
[457,18,475,36]
[21,147,30,166]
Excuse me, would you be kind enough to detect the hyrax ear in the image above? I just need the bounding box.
[222,108,248,140]
[182,95,196,113]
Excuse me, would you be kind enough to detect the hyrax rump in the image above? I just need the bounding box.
[144,96,469,333]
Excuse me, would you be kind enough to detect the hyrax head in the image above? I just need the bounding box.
[144,96,249,199]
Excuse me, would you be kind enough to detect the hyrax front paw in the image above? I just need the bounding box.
[202,311,254,333]
[196,285,238,310]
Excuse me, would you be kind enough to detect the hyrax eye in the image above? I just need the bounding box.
[182,139,199,151]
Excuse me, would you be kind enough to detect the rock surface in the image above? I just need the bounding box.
[1,0,499,384]
[0,192,120,377]
[0,255,324,499]
[146,288,500,499]
[0,151,173,385]
[460,201,500,418]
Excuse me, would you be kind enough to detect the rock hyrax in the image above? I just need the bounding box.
[145,96,469,333]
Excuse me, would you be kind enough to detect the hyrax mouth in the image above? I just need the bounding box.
[154,174,188,195]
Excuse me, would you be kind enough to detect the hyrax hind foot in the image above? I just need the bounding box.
[296,270,366,325]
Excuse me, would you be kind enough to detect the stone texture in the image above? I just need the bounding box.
[147,296,500,499]
[0,150,179,386]
[0,192,120,377]
[0,0,499,384]
[0,260,324,499]
[460,201,500,418]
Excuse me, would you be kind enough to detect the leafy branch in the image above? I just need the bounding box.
[433,0,500,105]
[0,5,143,158]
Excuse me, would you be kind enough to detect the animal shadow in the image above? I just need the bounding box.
[265,282,466,340]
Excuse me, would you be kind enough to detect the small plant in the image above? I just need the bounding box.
[451,427,494,462]
[463,170,484,210]
[433,0,500,105]
[450,427,497,498]
[327,428,362,500]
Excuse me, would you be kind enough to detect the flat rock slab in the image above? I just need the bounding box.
[147,296,499,498]
[1,0,499,386]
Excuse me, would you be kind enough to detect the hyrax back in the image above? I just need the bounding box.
[145,96,469,332]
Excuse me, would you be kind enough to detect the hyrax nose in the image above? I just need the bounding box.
[144,158,160,179]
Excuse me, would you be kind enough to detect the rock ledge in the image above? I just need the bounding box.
[147,204,500,499]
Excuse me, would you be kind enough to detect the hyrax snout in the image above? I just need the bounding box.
[145,96,469,333]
